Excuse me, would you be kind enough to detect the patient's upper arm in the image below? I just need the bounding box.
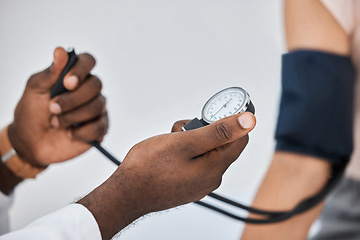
[284,0,350,55]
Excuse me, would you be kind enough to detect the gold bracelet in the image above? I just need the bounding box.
[0,125,46,179]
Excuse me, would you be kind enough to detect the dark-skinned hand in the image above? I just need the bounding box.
[8,47,108,168]
[79,112,256,239]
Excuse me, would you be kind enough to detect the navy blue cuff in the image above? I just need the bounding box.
[275,50,355,166]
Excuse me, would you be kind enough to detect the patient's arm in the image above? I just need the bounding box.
[241,1,350,239]
[242,152,330,240]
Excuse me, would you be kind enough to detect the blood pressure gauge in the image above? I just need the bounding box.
[182,87,255,131]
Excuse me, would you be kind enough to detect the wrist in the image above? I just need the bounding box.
[8,123,48,168]
[0,125,46,179]
[8,123,35,165]
[78,167,145,239]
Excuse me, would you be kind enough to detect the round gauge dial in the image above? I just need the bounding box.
[201,87,249,124]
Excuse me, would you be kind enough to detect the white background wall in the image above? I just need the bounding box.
[0,0,283,239]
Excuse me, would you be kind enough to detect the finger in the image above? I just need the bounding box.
[171,120,191,132]
[69,112,108,142]
[51,47,69,76]
[195,135,248,180]
[63,53,96,91]
[52,95,106,128]
[180,112,256,157]
[211,135,249,173]
[26,47,68,92]
[49,75,102,114]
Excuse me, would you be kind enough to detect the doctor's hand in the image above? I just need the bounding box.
[79,112,256,240]
[8,47,108,168]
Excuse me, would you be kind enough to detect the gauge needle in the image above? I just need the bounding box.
[211,98,233,120]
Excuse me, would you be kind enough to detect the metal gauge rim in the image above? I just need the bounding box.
[201,87,251,124]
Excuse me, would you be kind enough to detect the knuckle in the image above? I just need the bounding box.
[101,115,109,135]
[127,142,144,160]
[130,142,141,152]
[90,75,102,91]
[234,135,249,152]
[57,95,73,111]
[93,120,106,137]
[26,74,38,88]
[212,178,222,191]
[204,176,222,193]
[79,63,88,75]
[103,111,109,129]
[58,114,71,127]
[29,73,37,81]
[98,122,106,135]
[242,134,249,145]
[214,122,232,143]
[101,95,107,106]
[228,148,241,161]
[92,96,106,115]
[83,53,96,67]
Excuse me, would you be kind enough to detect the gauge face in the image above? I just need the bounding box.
[201,87,249,124]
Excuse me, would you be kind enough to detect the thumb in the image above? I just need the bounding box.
[26,47,68,92]
[51,47,68,76]
[182,112,256,157]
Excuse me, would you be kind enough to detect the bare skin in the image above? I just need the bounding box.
[79,112,256,240]
[0,47,108,194]
[241,0,350,239]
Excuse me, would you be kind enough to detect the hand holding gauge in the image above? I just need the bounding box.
[182,87,255,131]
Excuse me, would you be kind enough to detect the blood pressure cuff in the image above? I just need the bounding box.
[275,50,355,166]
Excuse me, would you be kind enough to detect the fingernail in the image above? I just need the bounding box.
[238,113,254,129]
[51,116,60,128]
[65,75,78,89]
[49,102,62,114]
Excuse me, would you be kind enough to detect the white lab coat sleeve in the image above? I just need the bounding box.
[0,192,13,235]
[0,204,102,240]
